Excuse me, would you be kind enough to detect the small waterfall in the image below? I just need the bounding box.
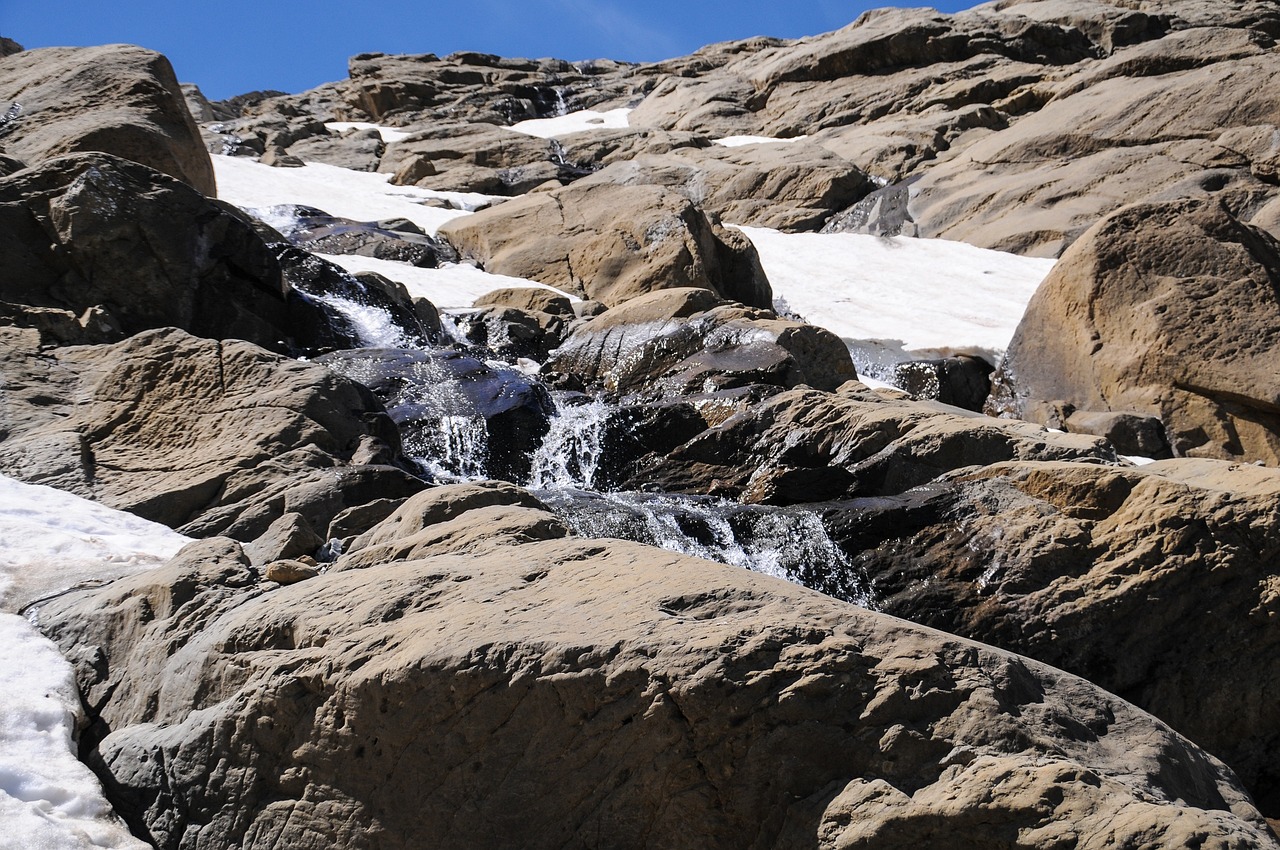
[321,354,489,480]
[317,292,417,348]
[528,396,611,489]
[536,489,877,608]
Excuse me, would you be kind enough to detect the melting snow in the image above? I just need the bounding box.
[317,253,578,310]
[0,473,191,850]
[509,107,631,138]
[213,155,498,234]
[735,225,1055,355]
[323,121,414,143]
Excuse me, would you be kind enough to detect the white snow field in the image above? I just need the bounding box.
[0,474,191,850]
[322,121,415,143]
[509,107,632,138]
[735,225,1056,355]
[318,253,578,310]
[713,135,809,147]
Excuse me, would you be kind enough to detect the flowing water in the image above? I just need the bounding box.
[294,269,875,606]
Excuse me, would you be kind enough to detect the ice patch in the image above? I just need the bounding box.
[508,107,631,139]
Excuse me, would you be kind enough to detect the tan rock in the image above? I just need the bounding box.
[0,44,216,195]
[992,197,1280,465]
[36,486,1277,849]
[263,559,319,584]
[438,181,772,308]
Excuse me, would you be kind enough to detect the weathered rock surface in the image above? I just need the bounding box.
[630,383,1116,502]
[0,327,423,534]
[379,122,571,194]
[438,182,772,307]
[545,287,857,397]
[819,457,1280,816]
[36,485,1277,850]
[575,141,877,231]
[992,198,1280,465]
[0,152,293,350]
[0,44,216,195]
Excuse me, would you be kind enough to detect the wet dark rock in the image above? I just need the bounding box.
[255,203,457,269]
[450,305,570,362]
[1064,409,1172,458]
[892,354,995,411]
[316,348,555,482]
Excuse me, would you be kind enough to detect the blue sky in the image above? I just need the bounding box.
[4,1,974,100]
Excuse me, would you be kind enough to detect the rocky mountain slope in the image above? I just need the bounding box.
[2,0,1279,846]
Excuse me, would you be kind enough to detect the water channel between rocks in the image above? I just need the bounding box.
[299,267,878,609]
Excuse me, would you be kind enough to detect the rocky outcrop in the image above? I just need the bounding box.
[0,327,422,535]
[344,51,634,125]
[36,484,1277,850]
[545,287,857,397]
[575,141,877,231]
[630,383,1116,502]
[379,122,569,194]
[0,44,216,195]
[992,198,1280,465]
[816,457,1280,816]
[438,182,772,307]
[0,152,293,351]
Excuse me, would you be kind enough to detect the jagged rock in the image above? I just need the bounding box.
[0,152,292,350]
[438,181,773,308]
[0,44,215,195]
[629,384,1116,502]
[992,198,1280,465]
[35,484,1277,849]
[180,83,215,122]
[545,288,856,397]
[0,37,21,58]
[344,51,635,125]
[820,457,1280,817]
[450,305,570,362]
[0,327,422,532]
[316,348,554,482]
[574,141,877,231]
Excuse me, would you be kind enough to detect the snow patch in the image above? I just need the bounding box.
[213,156,499,235]
[735,225,1055,354]
[509,107,631,138]
[316,253,579,310]
[713,135,809,147]
[0,473,190,850]
[323,122,413,143]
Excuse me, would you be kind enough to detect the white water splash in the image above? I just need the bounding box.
[529,397,611,489]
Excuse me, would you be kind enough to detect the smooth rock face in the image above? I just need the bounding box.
[37,485,1277,850]
[820,458,1280,816]
[992,198,1280,465]
[0,44,216,195]
[0,327,420,533]
[438,181,773,308]
[0,152,291,350]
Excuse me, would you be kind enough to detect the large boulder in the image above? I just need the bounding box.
[0,44,216,195]
[819,457,1280,817]
[35,484,1277,849]
[378,122,568,194]
[438,182,772,308]
[0,327,422,535]
[545,287,857,397]
[0,152,292,351]
[992,198,1280,465]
